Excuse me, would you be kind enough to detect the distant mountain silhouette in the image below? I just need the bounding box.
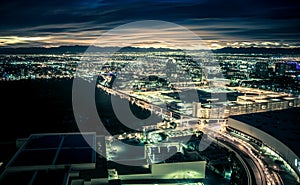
[0,45,299,54]
[0,45,89,54]
[213,47,300,54]
[0,45,179,54]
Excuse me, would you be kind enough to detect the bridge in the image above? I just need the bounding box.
[97,84,300,185]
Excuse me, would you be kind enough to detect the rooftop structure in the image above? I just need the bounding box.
[0,132,107,185]
[0,131,210,185]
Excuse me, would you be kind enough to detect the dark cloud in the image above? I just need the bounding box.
[0,0,299,47]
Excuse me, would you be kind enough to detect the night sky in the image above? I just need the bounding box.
[0,0,300,49]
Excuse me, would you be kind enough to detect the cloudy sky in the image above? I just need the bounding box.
[0,0,300,49]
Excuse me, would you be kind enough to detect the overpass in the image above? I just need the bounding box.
[97,84,299,184]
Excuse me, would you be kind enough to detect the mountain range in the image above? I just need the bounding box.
[0,45,300,54]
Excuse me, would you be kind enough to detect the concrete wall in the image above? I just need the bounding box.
[151,161,206,179]
[119,161,206,180]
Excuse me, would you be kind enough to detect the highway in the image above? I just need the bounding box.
[99,84,285,185]
[215,136,266,185]
[209,136,253,185]
[216,131,285,185]
[143,126,282,185]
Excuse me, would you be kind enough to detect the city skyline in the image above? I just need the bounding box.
[1,1,300,184]
[0,0,300,49]
[0,51,299,185]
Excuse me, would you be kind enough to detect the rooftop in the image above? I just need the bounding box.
[5,132,96,170]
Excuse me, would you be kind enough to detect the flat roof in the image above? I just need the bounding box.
[6,133,96,169]
[106,138,146,166]
[0,169,67,185]
[230,107,300,157]
[197,88,234,93]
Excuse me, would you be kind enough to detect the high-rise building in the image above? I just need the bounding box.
[275,61,300,77]
[254,62,269,78]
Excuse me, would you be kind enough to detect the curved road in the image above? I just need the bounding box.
[215,132,283,185]
[99,85,283,185]
[216,136,266,185]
